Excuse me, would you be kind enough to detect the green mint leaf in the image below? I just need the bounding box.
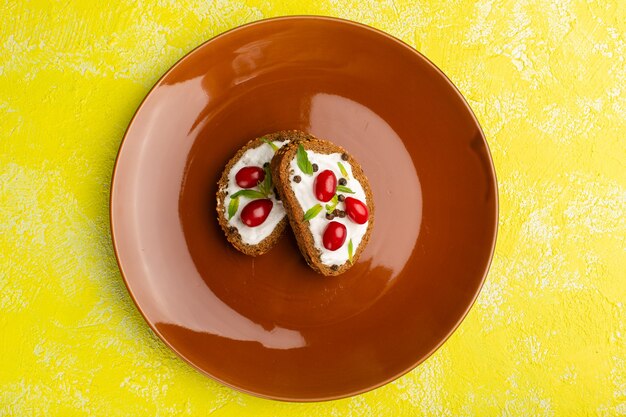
[262,137,279,151]
[336,185,355,194]
[228,197,239,220]
[230,189,266,200]
[258,165,273,197]
[303,204,323,221]
[258,182,269,197]
[325,194,339,213]
[296,144,313,175]
[337,161,349,178]
[348,239,354,263]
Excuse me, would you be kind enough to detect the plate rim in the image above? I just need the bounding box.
[109,15,499,402]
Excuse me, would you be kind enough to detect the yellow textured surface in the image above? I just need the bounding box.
[1,0,625,415]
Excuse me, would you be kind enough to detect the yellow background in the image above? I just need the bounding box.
[1,0,625,415]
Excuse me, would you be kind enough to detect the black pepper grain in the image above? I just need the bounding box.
[331,265,339,271]
[228,226,237,234]
[338,194,345,202]
[325,213,335,220]
[312,163,319,172]
[338,178,347,186]
[338,210,346,218]
[263,162,269,168]
[341,153,349,161]
[293,175,301,183]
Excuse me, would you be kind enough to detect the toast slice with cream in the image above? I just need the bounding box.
[216,131,296,255]
[271,132,375,275]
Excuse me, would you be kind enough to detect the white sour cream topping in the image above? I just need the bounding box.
[224,140,288,245]
[289,152,369,266]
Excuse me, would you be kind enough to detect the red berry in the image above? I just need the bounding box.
[323,221,347,251]
[240,199,273,227]
[314,170,337,202]
[235,166,265,188]
[345,197,369,224]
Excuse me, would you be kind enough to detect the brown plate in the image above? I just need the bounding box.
[111,16,497,401]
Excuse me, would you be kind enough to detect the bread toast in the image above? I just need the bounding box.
[271,133,375,275]
[216,132,293,256]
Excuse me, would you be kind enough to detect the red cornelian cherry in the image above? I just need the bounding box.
[323,221,347,251]
[235,166,265,188]
[240,199,273,227]
[345,197,369,224]
[314,169,337,202]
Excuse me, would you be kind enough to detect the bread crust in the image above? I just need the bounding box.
[271,132,375,276]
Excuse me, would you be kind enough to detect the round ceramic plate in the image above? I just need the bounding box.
[111,16,497,401]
